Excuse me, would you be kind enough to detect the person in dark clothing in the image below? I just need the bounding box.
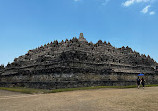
[141,77,145,89]
[137,77,141,89]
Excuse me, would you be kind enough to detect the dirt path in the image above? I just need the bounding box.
[0,87,158,111]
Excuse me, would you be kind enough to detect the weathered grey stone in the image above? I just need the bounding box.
[0,33,158,89]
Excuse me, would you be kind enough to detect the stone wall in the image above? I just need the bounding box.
[1,72,158,89]
[0,34,158,89]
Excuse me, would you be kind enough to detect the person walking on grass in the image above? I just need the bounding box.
[141,77,145,89]
[137,77,141,89]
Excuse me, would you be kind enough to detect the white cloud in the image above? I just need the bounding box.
[122,0,151,7]
[122,0,135,7]
[141,5,150,14]
[149,11,155,15]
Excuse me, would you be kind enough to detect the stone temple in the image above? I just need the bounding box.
[0,33,158,89]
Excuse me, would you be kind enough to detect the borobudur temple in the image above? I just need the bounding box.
[0,33,158,89]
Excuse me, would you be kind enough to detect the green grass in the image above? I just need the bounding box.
[0,84,158,94]
[145,84,158,87]
[49,85,139,93]
[0,87,50,94]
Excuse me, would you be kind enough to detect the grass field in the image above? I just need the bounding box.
[0,84,158,94]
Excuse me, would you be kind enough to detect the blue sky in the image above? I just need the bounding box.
[0,0,158,66]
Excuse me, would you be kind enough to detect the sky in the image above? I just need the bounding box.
[0,0,158,66]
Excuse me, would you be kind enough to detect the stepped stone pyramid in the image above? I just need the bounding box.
[0,33,158,89]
